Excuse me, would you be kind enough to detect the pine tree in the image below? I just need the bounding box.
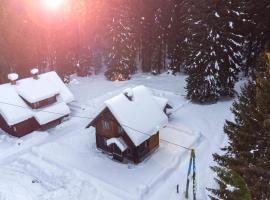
[150,1,171,74]
[208,167,252,200]
[139,1,156,73]
[185,0,246,102]
[167,0,194,73]
[212,48,270,199]
[138,0,171,74]
[184,0,219,103]
[243,0,270,75]
[105,0,137,81]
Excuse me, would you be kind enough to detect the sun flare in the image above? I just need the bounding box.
[42,0,64,10]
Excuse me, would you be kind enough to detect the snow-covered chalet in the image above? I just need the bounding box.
[0,69,74,137]
[86,85,169,163]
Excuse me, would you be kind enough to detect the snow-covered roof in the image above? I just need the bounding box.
[16,78,60,104]
[40,72,74,103]
[153,96,169,110]
[0,71,73,127]
[15,71,74,104]
[0,85,33,125]
[106,137,128,152]
[105,85,168,146]
[34,102,70,125]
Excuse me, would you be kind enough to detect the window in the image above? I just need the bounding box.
[102,120,110,129]
[118,126,124,134]
[145,141,148,148]
[33,102,39,109]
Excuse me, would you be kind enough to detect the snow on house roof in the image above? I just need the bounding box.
[15,71,74,104]
[34,102,70,125]
[106,137,128,152]
[0,85,33,125]
[0,71,73,127]
[16,77,60,104]
[40,71,74,103]
[30,68,39,75]
[7,73,19,81]
[153,96,169,110]
[105,85,168,146]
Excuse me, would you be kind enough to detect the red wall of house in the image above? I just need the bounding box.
[0,114,40,137]
[0,114,66,137]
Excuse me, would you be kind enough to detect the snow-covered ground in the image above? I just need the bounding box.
[0,73,244,200]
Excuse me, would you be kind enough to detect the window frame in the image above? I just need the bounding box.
[102,120,110,129]
[118,126,124,134]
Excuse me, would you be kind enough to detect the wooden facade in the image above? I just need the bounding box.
[40,116,66,130]
[0,94,67,137]
[87,108,159,164]
[0,114,39,137]
[20,95,58,109]
[0,71,73,138]
[0,113,66,137]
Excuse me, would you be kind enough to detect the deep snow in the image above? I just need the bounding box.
[0,73,245,200]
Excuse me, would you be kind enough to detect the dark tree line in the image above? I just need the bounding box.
[0,1,270,199]
[0,0,269,102]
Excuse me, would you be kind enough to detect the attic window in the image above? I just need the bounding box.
[102,120,110,129]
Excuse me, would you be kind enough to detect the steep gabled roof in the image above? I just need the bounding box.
[40,72,74,103]
[16,77,60,104]
[0,71,74,127]
[104,85,168,146]
[0,84,33,126]
[16,71,74,104]
[34,102,70,125]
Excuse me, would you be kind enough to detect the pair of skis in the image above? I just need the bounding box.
[185,149,196,200]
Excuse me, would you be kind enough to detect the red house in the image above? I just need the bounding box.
[87,85,168,164]
[0,69,74,137]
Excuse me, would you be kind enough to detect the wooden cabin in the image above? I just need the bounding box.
[0,114,39,137]
[0,70,74,137]
[87,85,168,164]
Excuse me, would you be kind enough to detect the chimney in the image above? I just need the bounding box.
[123,88,134,101]
[8,73,19,85]
[31,68,39,80]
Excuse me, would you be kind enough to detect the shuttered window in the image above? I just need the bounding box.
[102,120,110,129]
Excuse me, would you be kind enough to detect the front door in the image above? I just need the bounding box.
[112,144,123,162]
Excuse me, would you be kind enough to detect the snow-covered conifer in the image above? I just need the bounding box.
[105,1,137,81]
[184,0,246,102]
[212,49,270,199]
